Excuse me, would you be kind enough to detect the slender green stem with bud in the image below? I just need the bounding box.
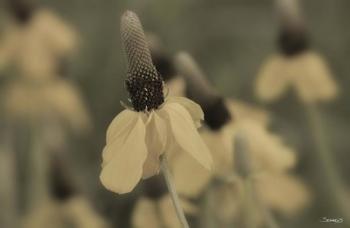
[160,156,190,228]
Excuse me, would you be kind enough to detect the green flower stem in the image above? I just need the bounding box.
[201,185,216,228]
[236,132,279,228]
[305,104,350,221]
[0,128,18,228]
[242,178,258,228]
[27,125,49,210]
[160,156,190,228]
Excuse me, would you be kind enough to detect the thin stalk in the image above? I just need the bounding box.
[242,179,258,228]
[253,179,280,228]
[201,185,216,228]
[236,132,280,228]
[305,104,350,222]
[160,157,190,228]
[27,124,49,210]
[0,127,18,228]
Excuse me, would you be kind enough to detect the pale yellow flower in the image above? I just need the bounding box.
[2,78,91,132]
[207,130,310,225]
[21,197,109,228]
[199,105,295,178]
[132,195,197,228]
[199,125,235,178]
[255,51,338,104]
[209,173,310,226]
[236,121,296,173]
[0,8,77,79]
[171,51,310,225]
[168,146,212,198]
[174,51,294,177]
[100,11,212,194]
[254,173,310,216]
[226,99,270,127]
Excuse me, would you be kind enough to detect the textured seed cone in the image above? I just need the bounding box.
[175,52,231,130]
[121,11,164,111]
[275,0,309,56]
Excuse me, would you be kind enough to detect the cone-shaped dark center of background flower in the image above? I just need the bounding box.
[152,53,177,82]
[125,63,164,112]
[49,157,77,201]
[175,52,232,130]
[9,0,36,25]
[200,97,231,131]
[278,27,309,56]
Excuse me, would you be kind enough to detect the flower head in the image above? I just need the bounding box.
[255,0,338,104]
[100,11,212,194]
[0,8,78,79]
[2,78,91,133]
[121,12,164,112]
[255,51,339,104]
[174,52,232,130]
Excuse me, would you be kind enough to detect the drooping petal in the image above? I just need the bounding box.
[166,96,204,128]
[226,99,270,127]
[106,109,139,143]
[143,111,167,179]
[102,110,140,167]
[292,52,338,103]
[131,197,162,228]
[255,174,311,216]
[200,126,235,177]
[255,55,291,102]
[45,80,92,133]
[163,102,212,170]
[237,121,296,172]
[209,179,244,224]
[100,116,147,194]
[170,150,212,197]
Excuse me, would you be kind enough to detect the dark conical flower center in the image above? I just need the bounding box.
[278,27,309,56]
[200,97,232,131]
[152,53,177,82]
[125,60,164,112]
